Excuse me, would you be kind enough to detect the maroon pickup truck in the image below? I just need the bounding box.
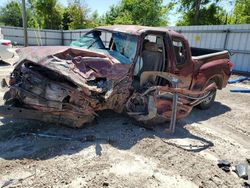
[0,25,233,131]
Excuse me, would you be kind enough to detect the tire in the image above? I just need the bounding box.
[197,87,217,110]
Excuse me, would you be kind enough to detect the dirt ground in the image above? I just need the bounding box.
[0,58,249,188]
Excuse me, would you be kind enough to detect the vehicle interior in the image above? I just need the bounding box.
[133,34,167,89]
[172,37,187,66]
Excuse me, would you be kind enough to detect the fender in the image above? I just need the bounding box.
[192,59,231,90]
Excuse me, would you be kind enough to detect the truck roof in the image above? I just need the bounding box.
[96,25,183,38]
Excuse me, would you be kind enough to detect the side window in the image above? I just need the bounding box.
[145,35,156,43]
[100,31,112,48]
[144,35,164,52]
[172,38,187,66]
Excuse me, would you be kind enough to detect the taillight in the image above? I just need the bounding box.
[1,42,11,46]
[228,61,233,72]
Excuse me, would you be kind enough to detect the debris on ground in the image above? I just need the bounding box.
[20,133,109,143]
[217,160,231,172]
[0,79,7,88]
[247,158,250,164]
[244,181,250,188]
[228,76,248,84]
[1,172,36,188]
[235,162,248,180]
[230,89,250,93]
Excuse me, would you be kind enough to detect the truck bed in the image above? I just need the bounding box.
[191,47,229,62]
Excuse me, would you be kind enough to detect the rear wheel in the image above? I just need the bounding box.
[197,84,217,110]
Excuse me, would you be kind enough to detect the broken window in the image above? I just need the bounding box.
[71,30,138,65]
[112,32,138,62]
[72,31,105,49]
[172,37,187,66]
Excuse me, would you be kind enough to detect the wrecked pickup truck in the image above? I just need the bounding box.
[0,25,233,131]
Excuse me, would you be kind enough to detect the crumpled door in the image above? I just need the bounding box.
[125,71,215,132]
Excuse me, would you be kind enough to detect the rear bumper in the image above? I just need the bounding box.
[0,106,94,128]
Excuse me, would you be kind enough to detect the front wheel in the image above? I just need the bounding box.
[197,89,216,110]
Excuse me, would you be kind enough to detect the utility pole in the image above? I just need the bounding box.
[21,0,28,46]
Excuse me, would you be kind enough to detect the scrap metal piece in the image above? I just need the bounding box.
[20,133,108,143]
[1,172,36,188]
[217,160,231,173]
[244,181,250,188]
[217,160,231,168]
[165,76,179,133]
[235,163,248,180]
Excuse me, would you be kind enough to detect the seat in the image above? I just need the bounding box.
[141,42,162,71]
[139,42,163,81]
[133,41,164,89]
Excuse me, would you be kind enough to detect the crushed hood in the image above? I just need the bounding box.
[15,46,132,88]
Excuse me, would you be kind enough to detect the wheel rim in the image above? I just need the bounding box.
[203,92,214,105]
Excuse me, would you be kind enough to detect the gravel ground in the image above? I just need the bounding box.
[0,58,249,188]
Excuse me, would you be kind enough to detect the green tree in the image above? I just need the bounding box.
[104,5,122,25]
[0,1,23,27]
[62,8,72,30]
[176,0,226,25]
[35,0,63,29]
[0,0,42,28]
[104,0,174,26]
[231,0,250,24]
[67,0,89,29]
[89,10,103,27]
[26,0,41,28]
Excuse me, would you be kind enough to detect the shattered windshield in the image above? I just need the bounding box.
[70,30,138,64]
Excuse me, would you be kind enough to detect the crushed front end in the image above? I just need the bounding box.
[0,47,132,128]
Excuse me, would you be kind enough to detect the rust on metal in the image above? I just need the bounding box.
[0,25,232,132]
